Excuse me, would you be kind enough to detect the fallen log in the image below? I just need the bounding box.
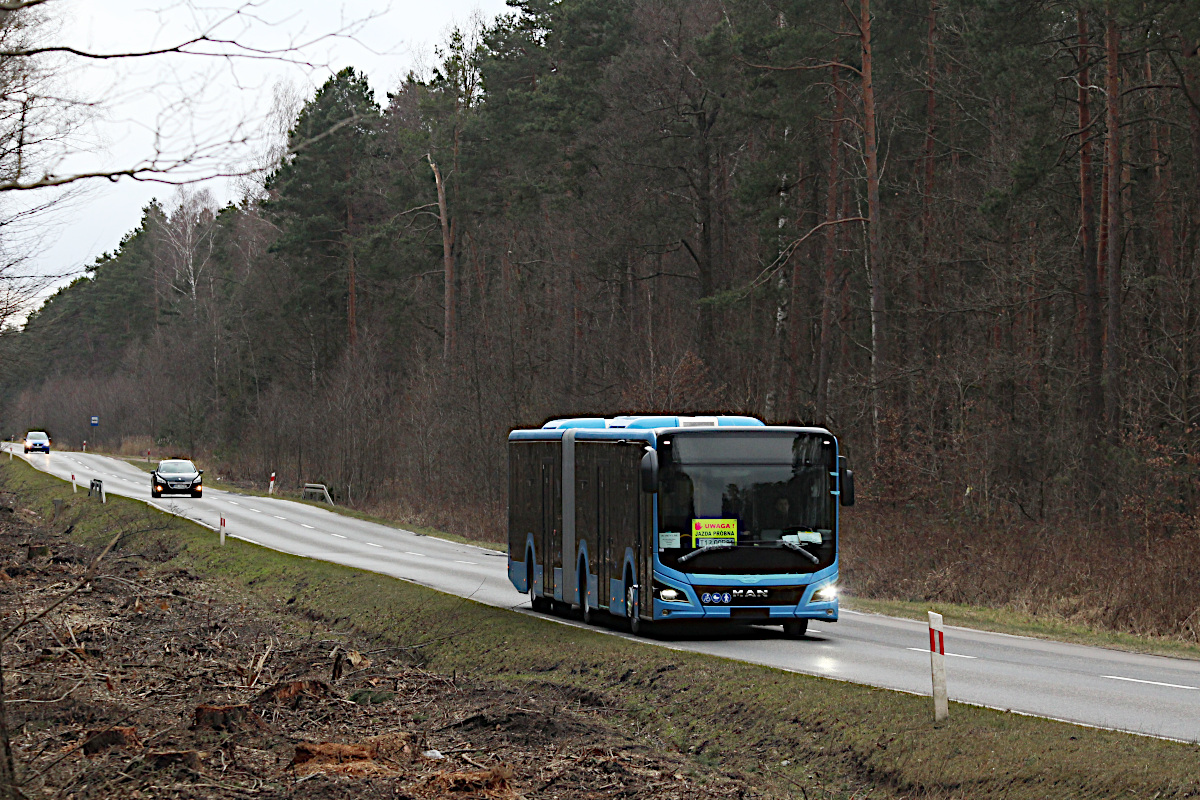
[145,750,203,771]
[254,679,332,706]
[192,703,267,732]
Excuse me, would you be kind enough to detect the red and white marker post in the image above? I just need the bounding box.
[72,474,76,493]
[220,516,226,546]
[269,472,276,495]
[928,611,948,722]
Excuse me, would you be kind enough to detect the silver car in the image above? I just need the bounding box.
[23,431,50,454]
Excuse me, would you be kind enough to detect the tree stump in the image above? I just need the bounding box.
[25,545,50,561]
[82,726,140,756]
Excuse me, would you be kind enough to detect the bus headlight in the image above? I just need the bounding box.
[812,583,838,602]
[655,583,687,603]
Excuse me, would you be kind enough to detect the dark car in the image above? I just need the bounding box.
[151,459,204,498]
[23,431,50,453]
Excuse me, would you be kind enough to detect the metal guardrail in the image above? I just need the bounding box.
[302,483,333,505]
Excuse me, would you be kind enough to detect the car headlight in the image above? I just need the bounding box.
[812,583,838,602]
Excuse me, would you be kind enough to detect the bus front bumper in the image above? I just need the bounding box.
[651,577,839,623]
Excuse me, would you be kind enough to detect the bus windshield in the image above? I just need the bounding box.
[656,432,836,575]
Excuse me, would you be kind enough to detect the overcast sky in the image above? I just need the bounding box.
[14,0,511,314]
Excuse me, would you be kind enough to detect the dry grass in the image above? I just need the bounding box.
[843,501,1200,641]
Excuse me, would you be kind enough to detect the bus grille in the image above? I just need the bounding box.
[694,586,805,606]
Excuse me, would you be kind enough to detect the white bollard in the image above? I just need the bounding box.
[269,472,276,495]
[929,611,948,722]
[72,474,77,493]
[220,516,226,546]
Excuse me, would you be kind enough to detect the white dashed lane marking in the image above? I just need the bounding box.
[906,648,977,659]
[330,533,347,539]
[1103,675,1200,691]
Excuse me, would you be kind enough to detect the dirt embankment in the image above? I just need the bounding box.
[0,494,763,799]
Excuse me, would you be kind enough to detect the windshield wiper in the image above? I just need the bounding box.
[678,543,738,562]
[677,540,820,564]
[778,540,820,564]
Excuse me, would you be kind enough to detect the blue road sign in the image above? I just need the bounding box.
[90,416,98,426]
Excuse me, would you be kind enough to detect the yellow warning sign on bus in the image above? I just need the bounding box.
[692,519,738,547]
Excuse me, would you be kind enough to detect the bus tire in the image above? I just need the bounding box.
[782,619,809,638]
[527,553,548,613]
[626,581,647,636]
[579,566,592,624]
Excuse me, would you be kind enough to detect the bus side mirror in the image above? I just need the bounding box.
[838,456,855,507]
[640,448,659,493]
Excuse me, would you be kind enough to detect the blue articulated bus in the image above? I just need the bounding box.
[507,415,855,636]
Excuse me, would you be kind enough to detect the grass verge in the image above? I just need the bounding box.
[3,457,1199,799]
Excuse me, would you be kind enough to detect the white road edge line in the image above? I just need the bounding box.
[906,647,977,660]
[1102,675,1200,691]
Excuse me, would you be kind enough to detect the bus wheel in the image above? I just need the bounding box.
[579,567,592,624]
[626,583,645,636]
[527,555,548,613]
[782,619,809,638]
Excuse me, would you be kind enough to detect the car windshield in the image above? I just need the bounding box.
[159,461,196,474]
[27,433,47,441]
[656,432,837,575]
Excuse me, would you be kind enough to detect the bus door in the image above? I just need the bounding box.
[540,457,554,595]
[636,451,653,602]
[596,463,609,607]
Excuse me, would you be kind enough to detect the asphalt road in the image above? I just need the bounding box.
[5,445,1200,743]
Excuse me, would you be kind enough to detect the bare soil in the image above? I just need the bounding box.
[0,498,764,799]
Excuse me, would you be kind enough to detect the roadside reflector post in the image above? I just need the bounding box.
[929,611,948,723]
[146,449,150,463]
[220,517,226,546]
[269,472,276,495]
[72,474,77,493]
[82,440,86,453]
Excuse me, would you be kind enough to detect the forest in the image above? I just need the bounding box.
[4,0,1200,638]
